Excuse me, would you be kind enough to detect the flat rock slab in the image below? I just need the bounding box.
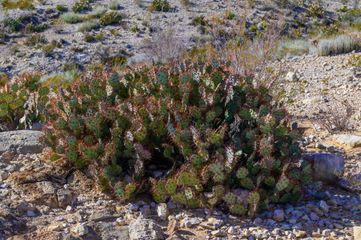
[0,130,44,155]
[333,134,361,148]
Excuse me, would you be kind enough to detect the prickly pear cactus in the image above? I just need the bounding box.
[45,58,308,217]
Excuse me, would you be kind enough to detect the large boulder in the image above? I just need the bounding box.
[0,130,44,155]
[303,153,344,183]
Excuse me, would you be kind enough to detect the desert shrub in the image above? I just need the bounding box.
[191,16,208,26]
[225,11,236,20]
[348,54,361,67]
[25,23,48,33]
[2,17,22,33]
[95,32,105,41]
[307,2,324,18]
[44,58,308,216]
[56,4,68,12]
[143,29,186,63]
[277,39,310,57]
[24,34,47,47]
[78,20,100,32]
[61,12,83,24]
[42,40,61,56]
[99,11,122,26]
[352,17,361,30]
[85,6,107,19]
[0,33,8,43]
[0,74,48,131]
[84,33,95,42]
[316,100,355,133]
[317,35,361,56]
[109,0,120,10]
[72,0,91,13]
[1,0,34,10]
[150,0,170,12]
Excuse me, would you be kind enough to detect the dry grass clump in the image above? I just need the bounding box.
[317,35,361,56]
[143,29,186,63]
[316,100,356,133]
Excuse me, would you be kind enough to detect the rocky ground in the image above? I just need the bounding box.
[274,52,361,129]
[0,129,360,240]
[0,0,355,77]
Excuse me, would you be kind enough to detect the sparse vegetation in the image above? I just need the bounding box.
[72,0,92,13]
[108,0,120,10]
[1,0,34,10]
[78,20,100,32]
[348,54,361,66]
[99,11,122,26]
[0,74,47,130]
[84,33,96,42]
[150,0,171,12]
[2,17,22,33]
[56,4,68,12]
[316,100,355,133]
[278,39,310,57]
[317,35,361,56]
[25,23,48,33]
[24,34,47,47]
[308,2,325,18]
[61,12,83,24]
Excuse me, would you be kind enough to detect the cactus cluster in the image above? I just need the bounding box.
[0,74,47,131]
[44,58,309,216]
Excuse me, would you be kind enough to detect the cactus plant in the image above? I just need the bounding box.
[43,57,308,216]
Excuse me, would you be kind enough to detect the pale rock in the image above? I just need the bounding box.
[285,71,299,81]
[157,203,169,220]
[322,229,331,237]
[71,223,89,237]
[227,226,239,235]
[353,226,361,240]
[333,134,361,148]
[319,200,329,213]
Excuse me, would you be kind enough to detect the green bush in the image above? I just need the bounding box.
[25,23,48,33]
[348,54,361,67]
[56,4,68,12]
[2,17,22,33]
[72,0,91,13]
[84,33,96,42]
[317,35,361,56]
[44,58,308,216]
[150,0,171,12]
[191,16,208,26]
[99,11,122,26]
[24,34,47,47]
[1,0,34,10]
[308,2,325,18]
[0,74,48,131]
